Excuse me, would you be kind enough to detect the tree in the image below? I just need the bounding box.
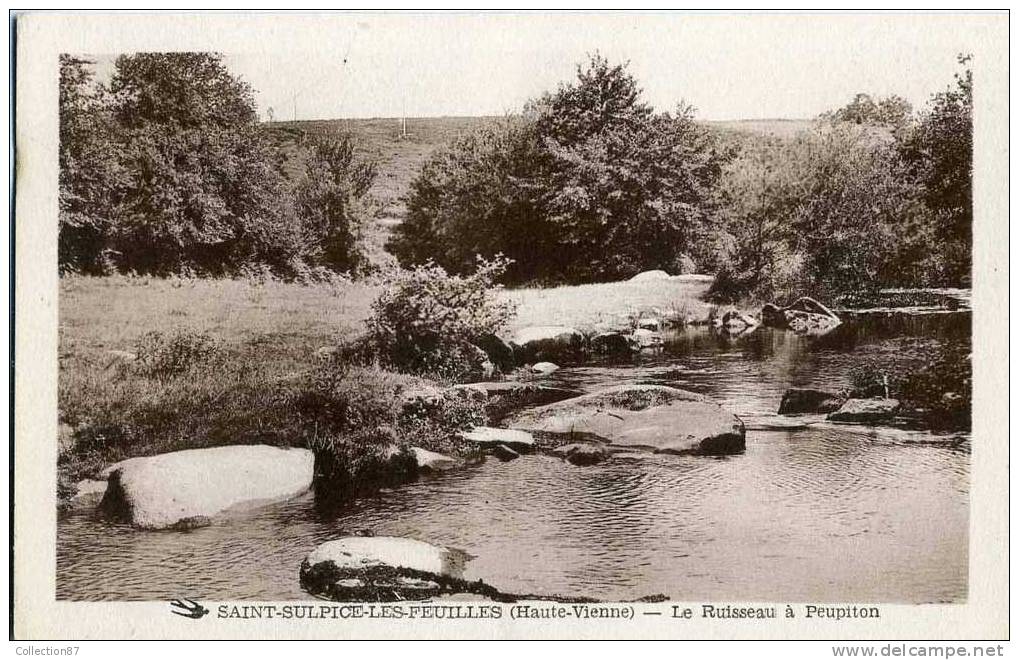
[391,54,727,284]
[58,55,126,273]
[823,93,913,131]
[296,135,378,274]
[897,55,973,284]
[712,125,931,302]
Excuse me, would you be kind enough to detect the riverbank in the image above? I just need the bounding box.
[57,273,718,497]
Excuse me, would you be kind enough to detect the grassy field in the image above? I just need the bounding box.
[60,274,714,357]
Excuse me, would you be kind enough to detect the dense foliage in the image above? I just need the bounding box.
[58,53,374,278]
[359,256,517,382]
[390,55,728,284]
[711,56,973,302]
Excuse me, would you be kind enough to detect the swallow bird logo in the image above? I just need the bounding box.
[170,598,209,619]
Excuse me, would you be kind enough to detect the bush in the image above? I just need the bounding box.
[58,336,487,496]
[362,256,517,381]
[134,328,222,378]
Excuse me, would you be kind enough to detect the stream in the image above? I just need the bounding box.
[57,310,971,603]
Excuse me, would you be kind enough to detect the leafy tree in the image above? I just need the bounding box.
[391,54,727,284]
[58,55,126,273]
[58,52,377,278]
[389,118,543,281]
[897,55,973,284]
[823,93,913,130]
[712,125,931,301]
[103,53,292,275]
[296,135,378,274]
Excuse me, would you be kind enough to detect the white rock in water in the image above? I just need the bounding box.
[461,426,535,451]
[632,328,665,348]
[100,445,314,529]
[304,536,462,577]
[531,361,559,375]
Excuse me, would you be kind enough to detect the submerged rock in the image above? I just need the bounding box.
[410,447,459,472]
[591,331,640,355]
[778,388,847,415]
[461,426,535,452]
[828,398,901,423]
[300,536,481,602]
[511,326,585,362]
[99,445,314,530]
[504,384,745,455]
[551,443,611,466]
[762,297,841,334]
[491,444,520,461]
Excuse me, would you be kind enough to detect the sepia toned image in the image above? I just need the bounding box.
[13,11,1009,640]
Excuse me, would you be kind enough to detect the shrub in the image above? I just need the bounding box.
[134,328,221,377]
[363,256,517,381]
[846,339,971,430]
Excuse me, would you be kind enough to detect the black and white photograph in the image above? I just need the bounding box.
[11,10,1009,642]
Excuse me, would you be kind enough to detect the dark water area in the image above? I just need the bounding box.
[57,311,971,603]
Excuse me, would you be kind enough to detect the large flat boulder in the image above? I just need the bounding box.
[100,445,314,529]
[510,326,585,362]
[827,398,901,423]
[504,384,745,455]
[300,536,475,601]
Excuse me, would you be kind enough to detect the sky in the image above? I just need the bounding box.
[90,13,996,122]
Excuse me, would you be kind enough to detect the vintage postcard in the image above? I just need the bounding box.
[12,11,1009,641]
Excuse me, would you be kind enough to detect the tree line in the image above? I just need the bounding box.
[59,53,375,279]
[59,52,973,301]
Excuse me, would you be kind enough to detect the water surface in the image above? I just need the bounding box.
[58,315,970,602]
